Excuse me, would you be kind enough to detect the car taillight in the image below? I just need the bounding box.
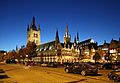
[88,68,93,70]
[89,68,97,71]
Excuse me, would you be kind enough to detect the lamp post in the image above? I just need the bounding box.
[25,55,29,66]
[26,55,28,62]
[3,53,6,63]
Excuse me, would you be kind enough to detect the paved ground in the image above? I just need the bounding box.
[0,63,117,83]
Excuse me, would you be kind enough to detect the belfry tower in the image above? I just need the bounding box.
[27,17,41,45]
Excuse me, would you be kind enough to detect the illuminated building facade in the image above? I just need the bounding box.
[35,24,97,63]
[109,38,120,61]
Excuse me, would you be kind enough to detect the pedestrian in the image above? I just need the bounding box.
[33,61,35,66]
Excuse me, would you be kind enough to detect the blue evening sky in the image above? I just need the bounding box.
[0,0,120,51]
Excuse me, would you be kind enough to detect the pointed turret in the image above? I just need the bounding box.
[64,23,71,44]
[74,36,77,47]
[27,24,29,31]
[66,23,68,33]
[111,38,114,42]
[112,38,114,41]
[104,40,106,44]
[65,23,69,37]
[16,45,18,51]
[55,29,61,49]
[32,16,35,26]
[38,23,41,31]
[32,16,37,30]
[55,29,60,44]
[74,36,77,44]
[77,32,79,43]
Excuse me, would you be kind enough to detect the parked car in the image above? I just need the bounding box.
[108,70,120,82]
[41,62,48,67]
[65,62,98,76]
[63,62,74,67]
[101,62,120,70]
[112,62,120,70]
[47,62,58,68]
[85,62,102,69]
[102,62,112,69]
[6,59,16,64]
[27,61,36,66]
[0,69,5,73]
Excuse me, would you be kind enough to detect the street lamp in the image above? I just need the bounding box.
[26,55,28,62]
[3,53,6,63]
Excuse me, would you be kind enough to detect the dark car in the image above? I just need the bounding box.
[108,70,120,82]
[112,62,120,70]
[86,62,102,69]
[47,62,58,67]
[102,62,120,70]
[102,62,112,69]
[63,62,74,67]
[65,62,98,76]
[0,69,5,73]
[6,59,16,64]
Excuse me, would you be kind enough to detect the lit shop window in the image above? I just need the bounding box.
[110,49,117,53]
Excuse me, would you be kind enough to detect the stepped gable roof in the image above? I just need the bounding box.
[109,39,118,49]
[110,39,118,44]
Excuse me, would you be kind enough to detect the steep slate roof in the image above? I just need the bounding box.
[103,43,109,48]
[79,38,93,45]
[0,50,7,53]
[39,41,55,49]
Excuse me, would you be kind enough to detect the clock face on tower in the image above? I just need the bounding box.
[34,33,38,38]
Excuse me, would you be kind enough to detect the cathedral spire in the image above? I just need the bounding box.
[55,29,59,43]
[38,23,41,31]
[27,24,29,31]
[32,16,35,26]
[77,32,79,43]
[74,36,77,44]
[64,23,71,44]
[66,23,68,36]
[55,29,61,49]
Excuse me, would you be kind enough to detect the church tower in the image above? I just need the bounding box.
[27,17,41,45]
[64,23,71,44]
